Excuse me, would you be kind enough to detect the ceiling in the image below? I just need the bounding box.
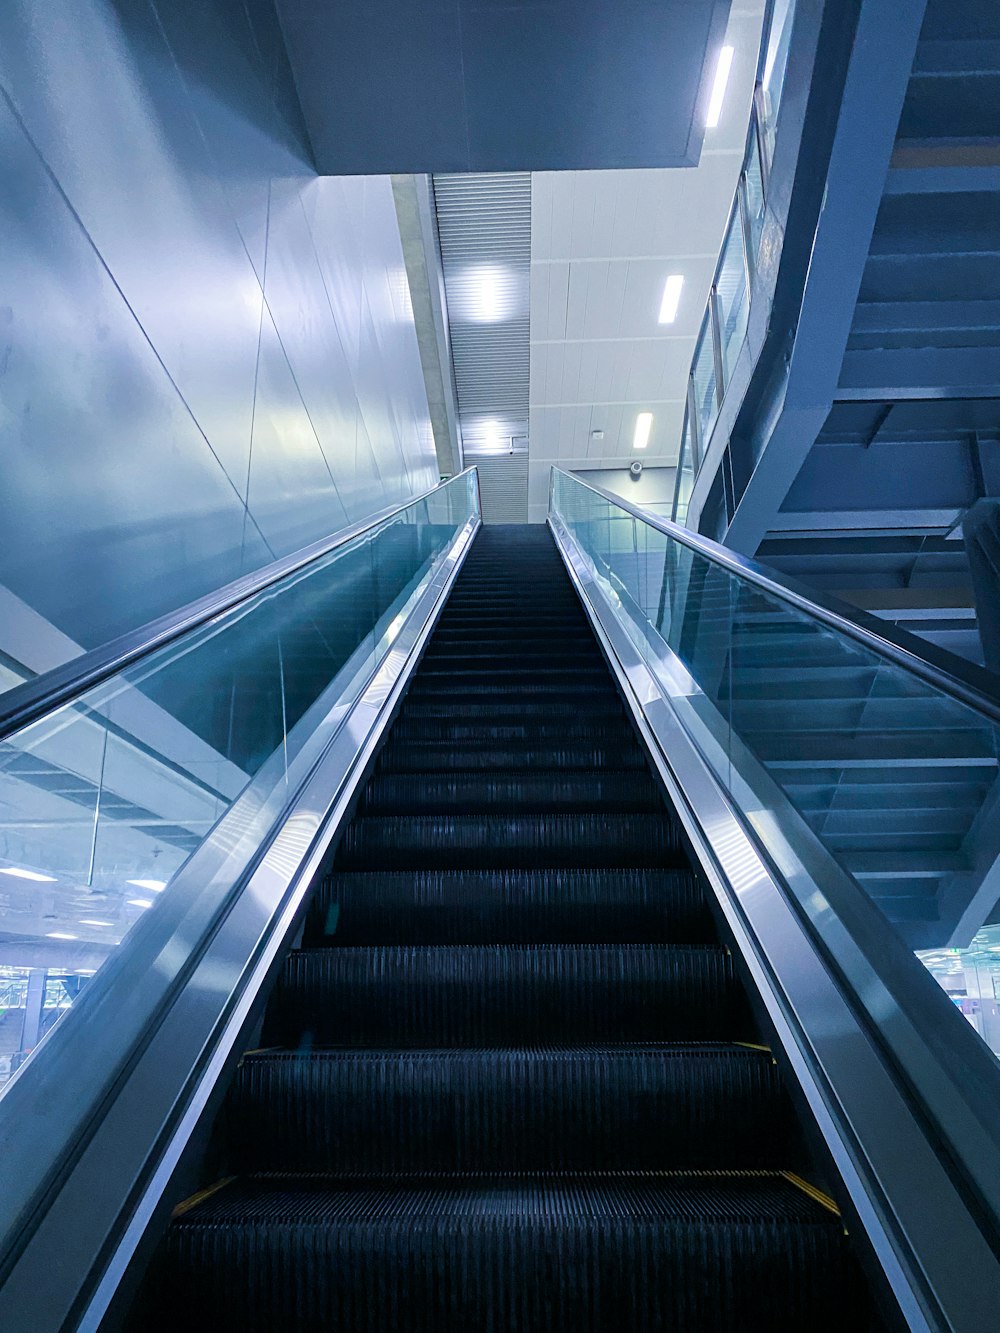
[525,1,766,520]
[276,0,732,174]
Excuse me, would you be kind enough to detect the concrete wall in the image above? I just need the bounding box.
[0,0,438,683]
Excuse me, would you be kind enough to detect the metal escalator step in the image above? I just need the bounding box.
[269,944,747,1046]
[151,1173,875,1333]
[360,772,663,815]
[406,686,620,705]
[307,868,711,945]
[408,668,610,690]
[335,813,685,870]
[400,700,625,720]
[228,1046,791,1174]
[388,718,634,744]
[376,742,646,772]
[419,652,604,671]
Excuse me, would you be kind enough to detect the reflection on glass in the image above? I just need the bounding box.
[551,469,1000,1063]
[716,208,750,387]
[691,312,719,449]
[744,134,766,261]
[0,472,478,1082]
[674,411,696,527]
[760,0,795,162]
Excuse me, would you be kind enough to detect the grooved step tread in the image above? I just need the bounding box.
[335,813,687,870]
[149,1175,874,1332]
[376,743,646,772]
[361,772,663,815]
[270,944,749,1046]
[229,1045,789,1174]
[308,868,711,945]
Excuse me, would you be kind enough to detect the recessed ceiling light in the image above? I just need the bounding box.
[658,274,684,324]
[633,412,653,450]
[0,866,57,882]
[128,898,153,909]
[46,931,78,940]
[706,46,735,128]
[127,879,166,892]
[80,919,115,928]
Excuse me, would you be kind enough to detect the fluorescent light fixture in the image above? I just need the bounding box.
[455,264,524,325]
[658,274,684,324]
[80,919,115,928]
[76,969,97,976]
[633,412,653,450]
[0,866,57,882]
[128,898,153,909]
[127,878,166,892]
[46,931,78,940]
[706,46,735,128]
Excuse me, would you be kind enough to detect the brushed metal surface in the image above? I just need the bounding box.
[0,0,437,670]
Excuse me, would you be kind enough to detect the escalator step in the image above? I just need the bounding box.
[400,700,625,719]
[228,1045,790,1174]
[269,944,748,1045]
[306,868,711,945]
[335,813,686,870]
[360,772,663,815]
[152,1174,874,1333]
[418,653,605,671]
[406,679,616,698]
[376,742,646,773]
[389,719,634,744]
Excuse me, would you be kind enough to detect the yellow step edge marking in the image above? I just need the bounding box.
[733,1042,771,1054]
[781,1171,841,1217]
[172,1177,235,1219]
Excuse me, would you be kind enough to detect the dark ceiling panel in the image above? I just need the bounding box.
[274,0,731,173]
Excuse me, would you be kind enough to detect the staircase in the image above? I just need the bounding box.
[646,556,999,946]
[137,526,880,1331]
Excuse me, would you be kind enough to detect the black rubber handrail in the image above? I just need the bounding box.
[0,467,480,742]
[552,467,1000,727]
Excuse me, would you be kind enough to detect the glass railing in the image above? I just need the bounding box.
[0,469,479,1091]
[553,469,1000,1066]
[671,0,797,524]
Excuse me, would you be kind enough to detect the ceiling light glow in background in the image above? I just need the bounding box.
[450,264,528,325]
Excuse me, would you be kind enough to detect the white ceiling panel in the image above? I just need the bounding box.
[530,399,686,463]
[527,0,766,512]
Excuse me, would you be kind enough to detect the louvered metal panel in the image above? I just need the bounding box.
[472,455,529,524]
[433,173,531,522]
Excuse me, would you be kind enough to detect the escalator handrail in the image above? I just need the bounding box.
[0,467,480,742]
[553,467,1000,726]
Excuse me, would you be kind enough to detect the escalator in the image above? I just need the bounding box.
[134,526,880,1331]
[1,468,999,1332]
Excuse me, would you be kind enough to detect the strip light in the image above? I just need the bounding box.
[658,274,684,324]
[633,412,653,450]
[706,46,735,128]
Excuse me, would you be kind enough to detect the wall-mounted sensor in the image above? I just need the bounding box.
[629,460,643,480]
